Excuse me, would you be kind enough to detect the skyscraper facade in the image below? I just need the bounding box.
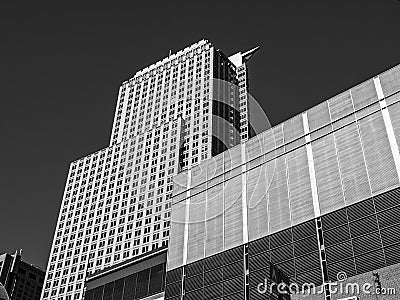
[166,64,400,300]
[41,40,257,300]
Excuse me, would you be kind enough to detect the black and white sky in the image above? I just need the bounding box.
[1,1,399,269]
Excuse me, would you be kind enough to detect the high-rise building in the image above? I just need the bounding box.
[81,62,400,300]
[41,40,258,300]
[228,47,259,141]
[166,64,400,300]
[0,251,45,300]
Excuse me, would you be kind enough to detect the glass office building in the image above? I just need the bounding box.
[166,64,400,300]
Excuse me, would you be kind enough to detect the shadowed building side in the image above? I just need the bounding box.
[0,251,44,300]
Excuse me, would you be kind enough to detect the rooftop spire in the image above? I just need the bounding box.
[228,46,260,67]
[242,46,260,63]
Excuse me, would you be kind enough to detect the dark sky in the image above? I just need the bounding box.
[1,1,399,269]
